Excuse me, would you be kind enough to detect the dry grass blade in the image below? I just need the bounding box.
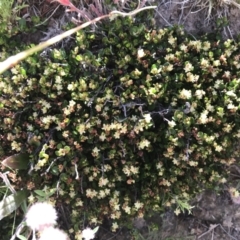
[0,172,16,194]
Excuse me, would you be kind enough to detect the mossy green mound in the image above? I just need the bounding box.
[0,16,239,236]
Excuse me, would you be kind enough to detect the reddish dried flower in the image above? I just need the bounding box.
[53,0,80,12]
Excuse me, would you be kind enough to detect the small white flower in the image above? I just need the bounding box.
[137,49,145,59]
[39,227,69,240]
[206,104,214,112]
[202,41,210,51]
[215,145,223,152]
[184,62,194,72]
[214,79,223,89]
[82,227,97,240]
[195,89,205,99]
[168,35,176,45]
[124,206,131,214]
[55,76,62,84]
[112,222,119,232]
[56,84,63,91]
[199,112,208,124]
[143,113,152,123]
[27,124,34,131]
[213,60,220,67]
[33,112,38,118]
[134,201,143,210]
[179,89,192,99]
[180,44,188,52]
[168,120,176,128]
[226,90,236,97]
[200,58,209,67]
[26,202,57,231]
[69,100,76,106]
[131,115,138,122]
[227,103,237,111]
[67,83,74,91]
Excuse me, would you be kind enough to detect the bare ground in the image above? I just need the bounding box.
[154,0,240,40]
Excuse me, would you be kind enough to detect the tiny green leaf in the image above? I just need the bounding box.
[34,190,47,197]
[93,226,99,234]
[16,235,28,240]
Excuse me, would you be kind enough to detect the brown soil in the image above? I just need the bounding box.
[154,0,240,40]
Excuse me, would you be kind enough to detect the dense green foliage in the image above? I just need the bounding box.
[0,0,30,45]
[0,15,239,238]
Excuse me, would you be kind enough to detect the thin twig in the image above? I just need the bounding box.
[35,5,60,26]
[219,224,238,240]
[41,157,62,176]
[74,162,79,179]
[197,224,219,239]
